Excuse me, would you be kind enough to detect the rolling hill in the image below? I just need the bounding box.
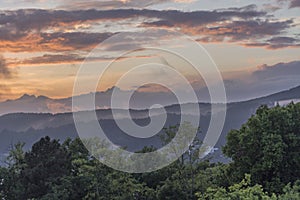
[0,85,299,164]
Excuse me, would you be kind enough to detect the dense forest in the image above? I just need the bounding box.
[0,103,299,200]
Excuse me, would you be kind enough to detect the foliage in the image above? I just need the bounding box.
[278,180,300,200]
[223,103,300,193]
[197,174,276,200]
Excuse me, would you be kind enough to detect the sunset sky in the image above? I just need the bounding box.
[0,0,299,102]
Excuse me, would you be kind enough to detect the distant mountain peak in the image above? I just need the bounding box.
[19,94,36,100]
[105,86,121,93]
[37,95,49,100]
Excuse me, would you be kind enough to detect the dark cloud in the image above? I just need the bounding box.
[243,42,300,49]
[0,31,114,53]
[249,61,300,97]
[0,6,295,52]
[40,32,115,51]
[0,55,12,78]
[279,0,300,8]
[12,53,147,66]
[143,20,173,27]
[290,0,300,7]
[216,4,258,12]
[0,8,266,35]
[253,61,300,78]
[59,0,175,10]
[140,6,293,43]
[267,36,298,44]
[141,7,267,27]
[196,19,293,42]
[223,60,300,101]
[17,54,85,65]
[0,9,130,33]
[243,36,300,49]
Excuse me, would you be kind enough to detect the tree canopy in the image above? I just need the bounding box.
[223,103,300,193]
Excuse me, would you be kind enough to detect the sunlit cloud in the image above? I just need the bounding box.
[0,6,296,55]
[0,1,299,102]
[0,32,114,53]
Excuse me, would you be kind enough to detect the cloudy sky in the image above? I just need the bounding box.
[0,0,299,102]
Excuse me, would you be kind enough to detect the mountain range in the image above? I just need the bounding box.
[0,85,299,164]
[0,86,183,116]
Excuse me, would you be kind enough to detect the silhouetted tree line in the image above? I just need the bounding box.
[0,103,299,199]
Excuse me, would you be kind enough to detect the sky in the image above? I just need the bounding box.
[0,0,299,102]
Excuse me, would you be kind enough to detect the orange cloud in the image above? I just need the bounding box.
[0,32,114,53]
[0,7,296,55]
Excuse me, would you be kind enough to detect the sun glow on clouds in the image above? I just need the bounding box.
[0,0,299,101]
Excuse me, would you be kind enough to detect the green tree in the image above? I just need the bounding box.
[194,162,231,196]
[160,122,201,166]
[21,136,72,199]
[197,174,276,200]
[157,173,191,200]
[223,103,300,193]
[6,142,26,170]
[0,143,26,199]
[278,181,300,200]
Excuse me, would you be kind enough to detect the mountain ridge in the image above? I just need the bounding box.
[0,85,299,116]
[0,85,300,164]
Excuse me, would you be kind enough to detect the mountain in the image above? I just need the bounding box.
[0,94,54,115]
[0,87,181,116]
[2,85,299,117]
[249,85,300,105]
[0,85,299,164]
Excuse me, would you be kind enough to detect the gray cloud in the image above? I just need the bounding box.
[17,54,85,65]
[243,42,300,49]
[12,53,148,66]
[141,6,267,27]
[267,36,298,43]
[0,6,296,52]
[223,60,300,101]
[253,61,300,78]
[40,32,115,50]
[279,0,300,8]
[0,31,115,53]
[199,19,293,42]
[0,8,267,34]
[290,0,300,7]
[58,0,176,10]
[0,9,127,33]
[0,55,12,78]
[243,36,300,49]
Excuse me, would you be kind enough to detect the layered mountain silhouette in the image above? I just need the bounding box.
[0,86,183,116]
[0,85,299,164]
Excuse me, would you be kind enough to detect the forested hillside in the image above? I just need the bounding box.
[0,103,299,200]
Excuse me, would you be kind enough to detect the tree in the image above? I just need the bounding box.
[160,122,201,166]
[21,136,72,199]
[194,162,231,195]
[0,143,26,199]
[278,181,300,200]
[107,171,156,200]
[197,174,276,200]
[6,142,25,170]
[157,172,191,200]
[223,103,300,193]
